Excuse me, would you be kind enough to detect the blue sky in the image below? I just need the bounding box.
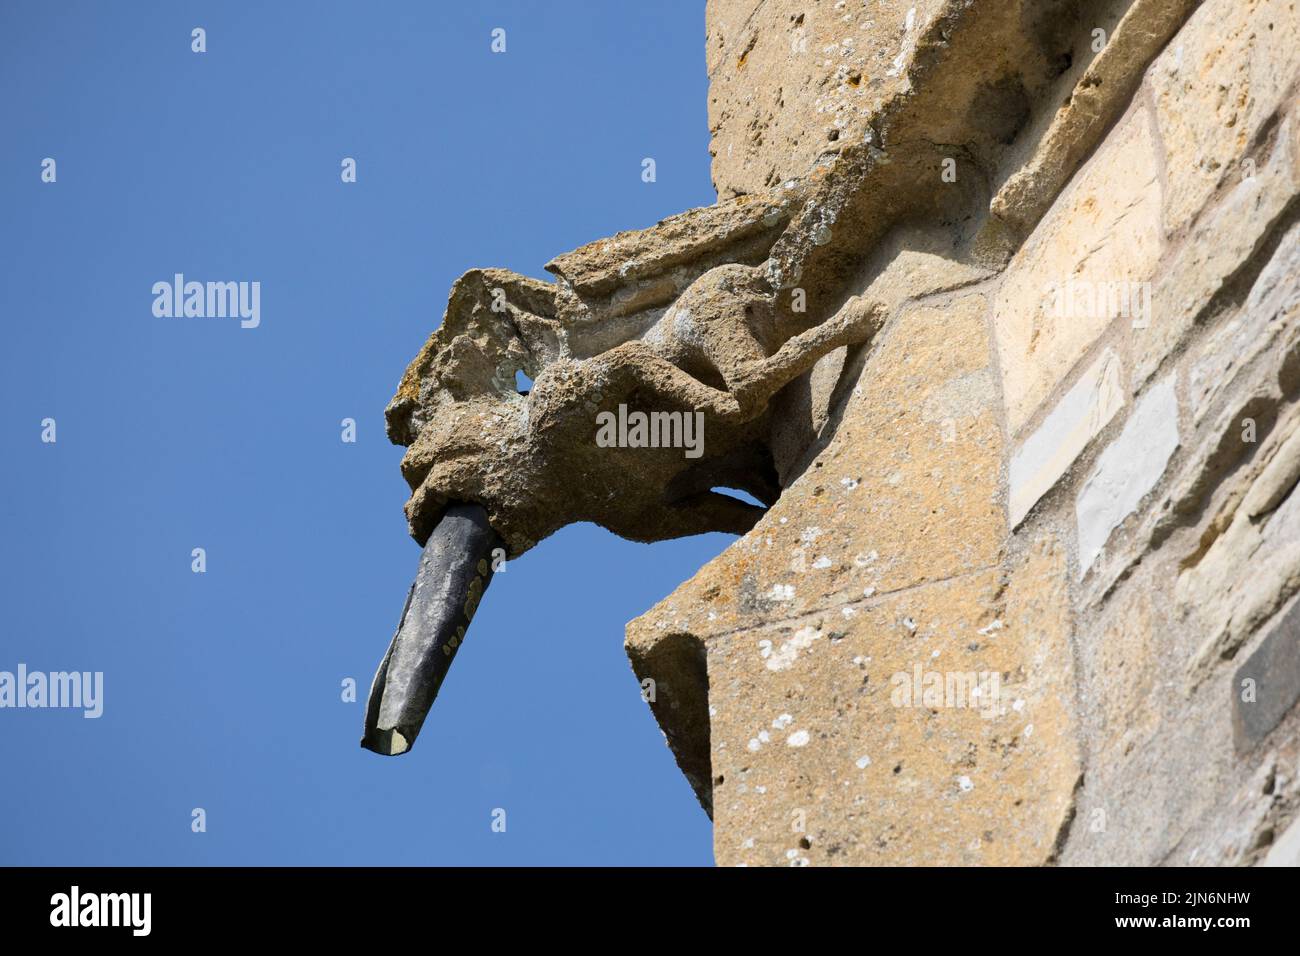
[0,0,725,865]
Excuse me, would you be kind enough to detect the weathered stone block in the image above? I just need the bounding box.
[1186,219,1300,425]
[701,532,1080,867]
[628,282,1081,864]
[1182,415,1300,683]
[705,0,943,198]
[1151,0,1300,236]
[1087,573,1162,769]
[636,291,1003,641]
[1133,108,1300,389]
[989,0,1199,238]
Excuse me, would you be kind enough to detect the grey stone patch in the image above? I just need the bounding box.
[1233,596,1300,753]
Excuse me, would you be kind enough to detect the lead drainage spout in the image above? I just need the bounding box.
[361,503,502,756]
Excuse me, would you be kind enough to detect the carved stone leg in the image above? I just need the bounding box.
[731,296,886,414]
[595,341,746,422]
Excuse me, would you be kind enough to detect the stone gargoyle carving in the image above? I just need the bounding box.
[359,188,890,755]
[358,102,996,754]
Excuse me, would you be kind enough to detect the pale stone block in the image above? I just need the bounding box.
[993,107,1163,436]
[1009,349,1125,527]
[1076,376,1180,576]
[1151,0,1300,236]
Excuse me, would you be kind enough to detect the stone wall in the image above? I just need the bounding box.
[628,0,1300,865]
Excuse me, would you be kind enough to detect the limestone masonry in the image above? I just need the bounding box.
[394,0,1300,865]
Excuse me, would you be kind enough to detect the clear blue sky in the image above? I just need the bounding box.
[0,0,725,865]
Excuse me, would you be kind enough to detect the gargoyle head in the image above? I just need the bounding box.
[384,264,785,560]
[383,268,563,555]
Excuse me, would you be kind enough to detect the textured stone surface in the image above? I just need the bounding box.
[628,287,1079,864]
[1151,0,1300,236]
[704,558,1077,866]
[629,292,1003,639]
[389,253,884,558]
[1083,575,1162,776]
[1186,220,1300,424]
[665,0,1300,867]
[1135,106,1300,388]
[1180,411,1300,683]
[989,0,1199,238]
[705,0,946,198]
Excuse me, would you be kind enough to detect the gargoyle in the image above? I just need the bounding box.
[361,244,884,754]
[359,133,985,754]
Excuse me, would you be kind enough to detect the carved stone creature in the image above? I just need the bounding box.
[392,263,883,553]
[362,202,885,753]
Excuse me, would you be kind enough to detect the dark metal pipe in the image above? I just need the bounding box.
[361,503,502,756]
